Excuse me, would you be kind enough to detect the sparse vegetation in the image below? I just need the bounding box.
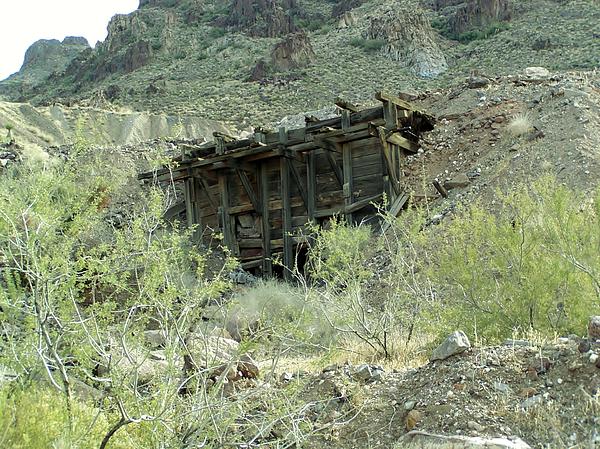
[349,37,387,53]
[507,112,534,137]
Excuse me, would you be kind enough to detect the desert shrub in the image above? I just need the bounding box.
[0,385,146,449]
[349,37,387,53]
[307,216,376,290]
[224,279,331,350]
[0,146,235,448]
[304,212,436,360]
[430,177,600,341]
[507,112,534,137]
[457,21,511,42]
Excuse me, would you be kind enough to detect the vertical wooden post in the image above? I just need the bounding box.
[279,127,293,281]
[218,172,236,255]
[341,110,353,223]
[184,170,194,229]
[306,152,316,221]
[260,164,272,276]
[281,155,293,281]
[215,136,225,155]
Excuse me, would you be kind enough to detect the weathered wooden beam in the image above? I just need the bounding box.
[288,157,309,212]
[184,172,194,228]
[325,150,344,188]
[380,192,410,233]
[218,173,237,255]
[386,132,420,153]
[433,179,449,198]
[260,164,272,276]
[342,142,353,223]
[375,91,415,111]
[306,152,316,221]
[377,127,401,196]
[336,98,359,113]
[236,168,261,214]
[345,193,383,214]
[198,177,218,213]
[280,155,293,281]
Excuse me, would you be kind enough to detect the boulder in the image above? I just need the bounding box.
[352,364,384,382]
[367,8,447,78]
[399,431,531,448]
[523,67,550,80]
[588,316,600,340]
[444,173,471,190]
[431,331,471,361]
[185,334,260,380]
[270,32,316,71]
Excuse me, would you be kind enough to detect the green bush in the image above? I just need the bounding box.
[349,37,387,54]
[430,177,600,341]
[0,385,145,449]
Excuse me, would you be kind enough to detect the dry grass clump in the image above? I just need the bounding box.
[507,112,534,137]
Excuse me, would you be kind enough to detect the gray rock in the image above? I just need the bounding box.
[431,331,471,361]
[144,330,166,349]
[404,400,416,411]
[589,316,600,340]
[444,174,471,190]
[398,431,532,448]
[352,364,384,382]
[523,66,550,80]
[521,395,543,409]
[468,76,489,89]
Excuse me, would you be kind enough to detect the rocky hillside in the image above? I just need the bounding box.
[1,0,598,128]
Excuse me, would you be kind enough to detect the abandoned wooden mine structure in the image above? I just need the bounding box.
[139,92,435,279]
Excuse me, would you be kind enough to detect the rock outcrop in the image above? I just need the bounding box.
[270,32,316,71]
[433,0,512,36]
[367,7,447,78]
[331,0,365,18]
[224,0,298,37]
[1,37,89,87]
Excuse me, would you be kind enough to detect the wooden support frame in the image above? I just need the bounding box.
[288,156,309,212]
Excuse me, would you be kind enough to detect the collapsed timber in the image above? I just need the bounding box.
[139,92,435,279]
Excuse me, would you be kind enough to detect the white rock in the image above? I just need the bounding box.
[524,67,550,79]
[431,331,471,361]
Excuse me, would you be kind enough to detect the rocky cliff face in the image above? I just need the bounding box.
[224,0,298,37]
[270,32,316,71]
[3,37,90,86]
[367,7,448,78]
[433,0,512,36]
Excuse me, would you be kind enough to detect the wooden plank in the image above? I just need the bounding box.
[387,132,420,153]
[345,193,383,214]
[324,149,344,188]
[236,168,261,214]
[377,126,401,196]
[380,193,410,233]
[198,177,218,213]
[218,173,236,254]
[288,157,308,212]
[184,174,194,228]
[260,164,272,276]
[280,155,293,281]
[335,98,359,113]
[375,91,415,112]
[342,141,353,223]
